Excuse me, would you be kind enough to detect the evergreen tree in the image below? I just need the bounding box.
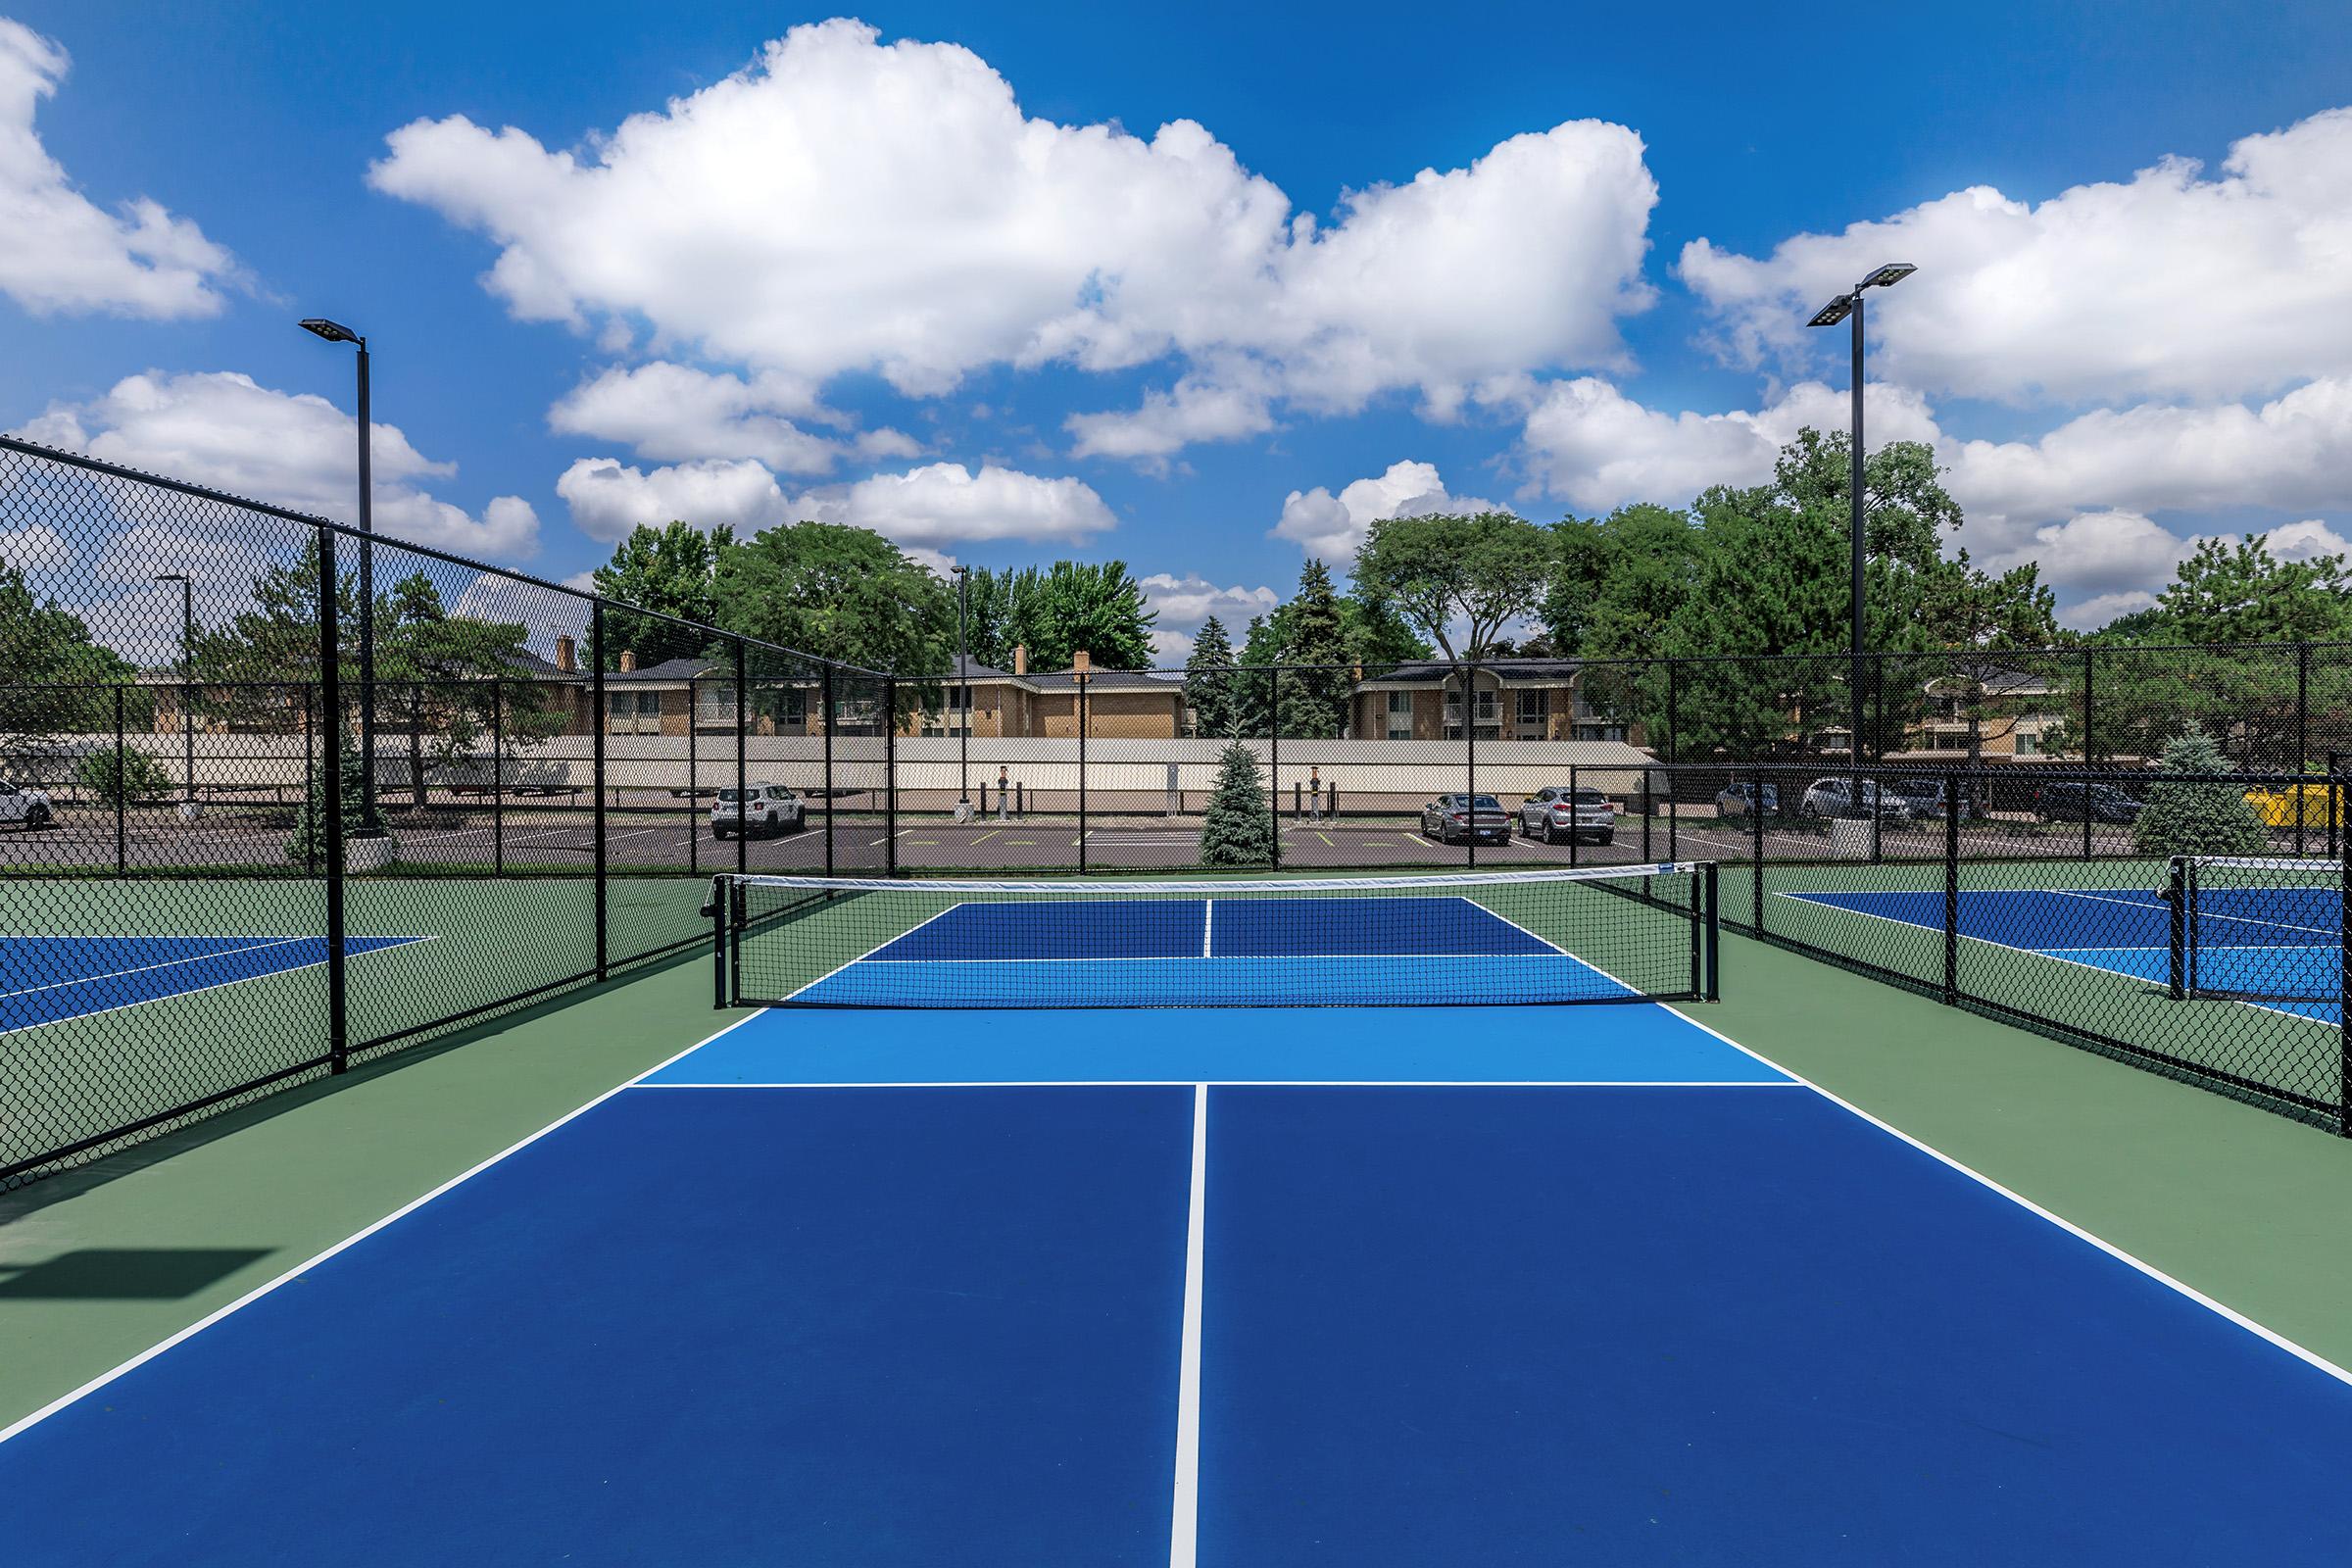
[2132,731,2267,858]
[1199,741,1275,867]
[287,736,370,868]
[1277,560,1350,738]
[1184,615,1239,739]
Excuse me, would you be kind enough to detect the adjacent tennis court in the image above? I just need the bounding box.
[4,868,2349,1565]
[0,934,427,1031]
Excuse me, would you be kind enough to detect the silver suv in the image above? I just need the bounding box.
[712,783,806,840]
[1422,793,1511,845]
[1798,777,1913,823]
[1518,785,1614,845]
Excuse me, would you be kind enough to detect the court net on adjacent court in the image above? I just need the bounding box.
[709,864,1719,1009]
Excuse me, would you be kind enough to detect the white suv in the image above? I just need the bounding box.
[0,779,53,829]
[711,784,806,840]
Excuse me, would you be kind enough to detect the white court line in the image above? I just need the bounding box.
[0,1005,771,1448]
[0,934,437,1034]
[1201,901,1213,958]
[633,1079,1801,1090]
[1168,1082,1206,1568]
[776,901,968,1002]
[2053,883,2339,941]
[1645,996,2352,1392]
[0,934,312,1001]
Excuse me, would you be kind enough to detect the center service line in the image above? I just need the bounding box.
[1168,1081,1207,1568]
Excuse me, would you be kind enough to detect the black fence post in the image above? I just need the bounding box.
[2339,797,2350,1137]
[885,675,900,877]
[2082,646,2096,765]
[490,678,504,878]
[1078,677,1090,873]
[822,663,836,878]
[733,644,748,881]
[2332,751,2345,862]
[1266,669,1281,869]
[1665,658,1679,770]
[591,604,608,983]
[113,682,128,877]
[686,675,698,878]
[1943,770,1961,1004]
[1463,660,1477,868]
[711,869,728,1009]
[1568,762,1580,867]
[2296,643,2311,856]
[320,528,347,1075]
[1750,764,1765,933]
[1641,766,1653,861]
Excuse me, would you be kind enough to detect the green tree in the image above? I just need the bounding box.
[1275,560,1350,738]
[0,560,135,773]
[1199,741,1274,866]
[713,521,956,681]
[942,561,1157,672]
[286,735,368,869]
[590,521,719,668]
[1340,589,1432,669]
[2132,731,2266,858]
[1353,511,1552,666]
[376,572,563,809]
[1184,615,1240,740]
[1904,551,2063,766]
[75,744,173,807]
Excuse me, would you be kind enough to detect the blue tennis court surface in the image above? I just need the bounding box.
[800,894,1634,1006]
[6,988,2351,1565]
[0,934,426,1031]
[1786,884,2344,1023]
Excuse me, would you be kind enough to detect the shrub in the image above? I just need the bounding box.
[75,744,174,807]
[1199,742,1275,867]
[2132,731,2267,858]
[286,739,373,868]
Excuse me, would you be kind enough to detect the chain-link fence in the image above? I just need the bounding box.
[0,435,888,1189]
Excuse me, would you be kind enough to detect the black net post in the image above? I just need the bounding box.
[1700,861,1720,1002]
[733,642,748,881]
[2166,857,2188,1002]
[320,527,348,1075]
[112,681,127,876]
[885,675,900,877]
[822,662,836,877]
[710,870,729,1009]
[1943,770,1960,1004]
[490,678,504,878]
[591,602,608,983]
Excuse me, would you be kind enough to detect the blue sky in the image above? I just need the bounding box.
[4,1,2351,654]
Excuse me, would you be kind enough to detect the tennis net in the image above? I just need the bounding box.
[710,863,1719,1009]
[2169,855,2346,1006]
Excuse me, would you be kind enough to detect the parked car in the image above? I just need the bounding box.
[1422,793,1512,845]
[712,783,807,839]
[1713,781,1780,818]
[2034,781,2142,824]
[1885,776,1968,819]
[1799,777,1914,823]
[1519,785,1615,845]
[0,779,51,829]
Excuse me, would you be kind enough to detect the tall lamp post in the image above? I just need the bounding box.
[954,565,972,815]
[1807,262,1916,772]
[299,317,376,834]
[154,572,194,813]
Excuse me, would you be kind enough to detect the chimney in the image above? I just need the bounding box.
[1012,643,1027,676]
[619,649,637,672]
[1072,648,1091,684]
[554,634,576,673]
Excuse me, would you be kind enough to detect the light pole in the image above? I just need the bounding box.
[1807,262,1916,770]
[954,564,971,814]
[154,572,193,811]
[299,317,376,834]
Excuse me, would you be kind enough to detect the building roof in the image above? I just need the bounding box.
[608,656,726,684]
[1023,666,1188,692]
[1357,658,1585,688]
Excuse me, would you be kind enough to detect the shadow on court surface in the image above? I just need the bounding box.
[0,1249,273,1300]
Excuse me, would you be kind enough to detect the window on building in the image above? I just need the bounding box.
[2015,730,2040,756]
[606,690,662,735]
[1514,690,1546,732]
[694,682,736,726]
[1387,690,1414,739]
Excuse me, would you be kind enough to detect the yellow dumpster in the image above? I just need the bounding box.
[2242,781,2345,829]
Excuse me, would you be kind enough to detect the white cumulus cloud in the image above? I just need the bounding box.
[1272,460,1496,564]
[554,455,790,542]
[369,18,1657,456]
[16,371,539,559]
[1679,105,2352,404]
[1137,571,1280,628]
[548,363,844,473]
[0,20,240,318]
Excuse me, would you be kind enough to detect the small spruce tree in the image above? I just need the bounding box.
[1199,741,1275,867]
[287,737,372,869]
[2132,731,2267,858]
